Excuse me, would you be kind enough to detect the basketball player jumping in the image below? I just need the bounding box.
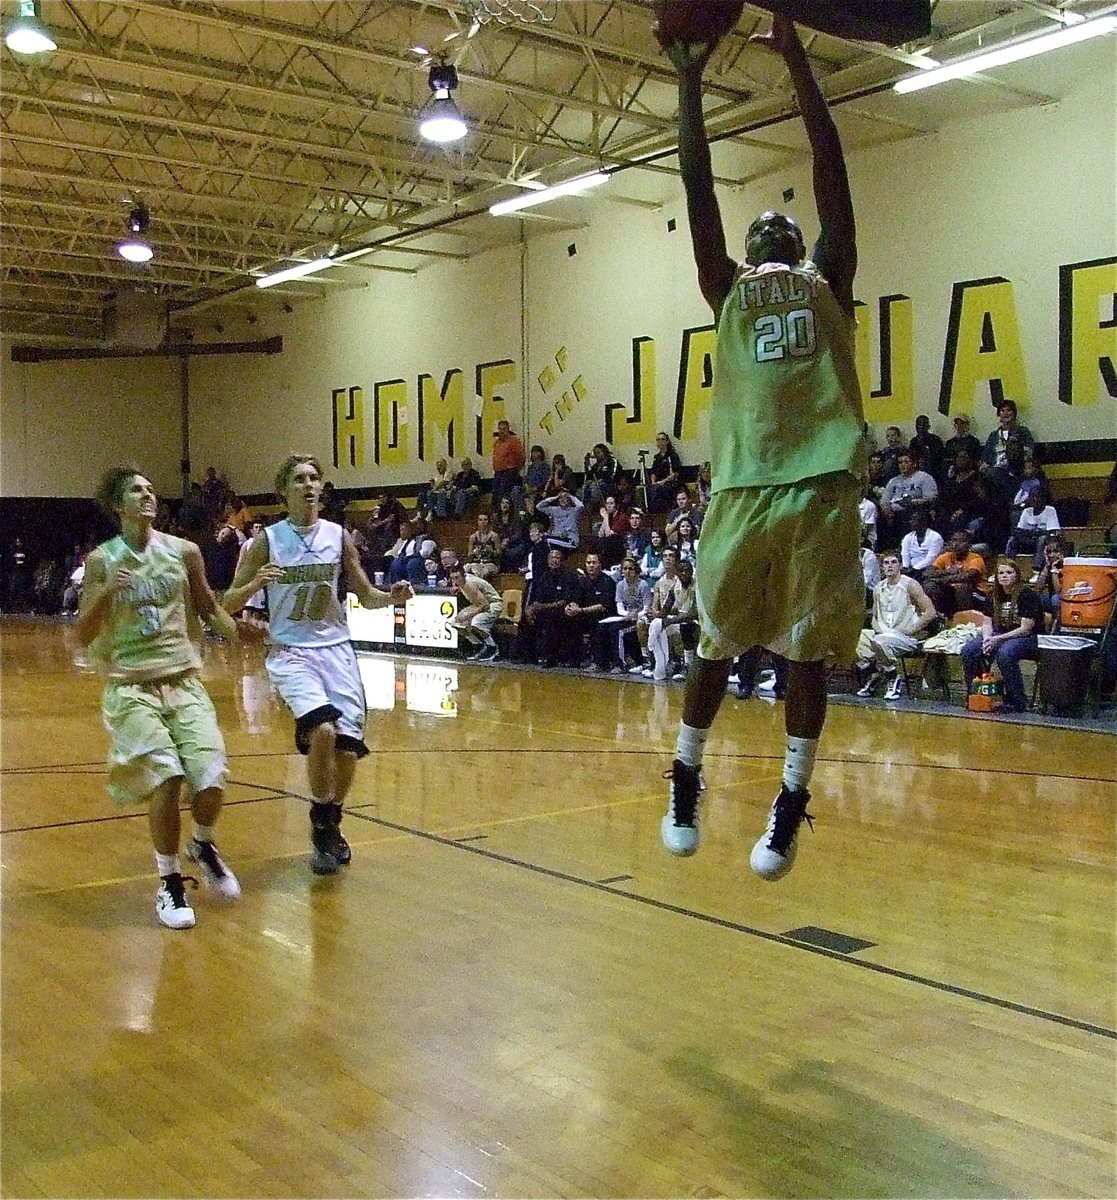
[77,467,242,929]
[223,456,412,875]
[661,17,867,879]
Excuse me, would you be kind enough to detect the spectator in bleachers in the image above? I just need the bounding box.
[859,486,879,548]
[880,451,938,545]
[418,457,455,521]
[900,510,944,579]
[880,425,905,481]
[438,546,463,582]
[645,559,698,682]
[922,530,988,618]
[592,495,630,568]
[981,400,1035,475]
[543,453,576,498]
[855,551,938,699]
[451,457,484,517]
[567,552,616,669]
[665,487,703,540]
[390,517,437,586]
[200,465,230,520]
[695,461,712,514]
[581,443,620,508]
[491,418,526,512]
[671,516,700,566]
[365,491,408,559]
[867,451,890,504]
[983,439,1028,553]
[465,511,501,580]
[960,557,1041,712]
[1006,488,1061,565]
[422,555,448,587]
[910,414,946,483]
[647,431,683,512]
[493,494,528,572]
[943,415,981,477]
[1010,456,1047,519]
[639,528,667,580]
[320,481,346,525]
[630,548,682,675]
[1030,534,1065,623]
[942,448,990,542]
[594,557,652,672]
[522,520,550,605]
[524,444,550,497]
[623,508,651,561]
[536,488,585,551]
[613,469,639,514]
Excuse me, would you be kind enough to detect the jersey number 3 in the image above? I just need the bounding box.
[754,309,817,362]
[289,583,333,621]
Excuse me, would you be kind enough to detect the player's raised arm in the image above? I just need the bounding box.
[667,41,736,316]
[221,530,280,616]
[756,17,856,309]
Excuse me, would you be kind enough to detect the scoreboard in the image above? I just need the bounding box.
[346,588,459,652]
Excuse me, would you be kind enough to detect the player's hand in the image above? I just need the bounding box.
[254,563,284,589]
[389,580,413,603]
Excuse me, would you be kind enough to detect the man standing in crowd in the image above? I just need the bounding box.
[77,466,241,930]
[223,455,412,876]
[659,16,866,880]
[491,416,526,512]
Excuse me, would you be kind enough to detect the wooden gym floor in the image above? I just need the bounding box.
[1,619,1114,1199]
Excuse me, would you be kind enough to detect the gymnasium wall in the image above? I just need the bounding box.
[2,49,1113,499]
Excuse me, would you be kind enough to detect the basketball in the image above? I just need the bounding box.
[653,0,745,50]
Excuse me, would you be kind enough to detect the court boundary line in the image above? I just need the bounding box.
[339,806,1117,1043]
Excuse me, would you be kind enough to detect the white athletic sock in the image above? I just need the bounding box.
[783,736,818,792]
[675,722,709,769]
[192,823,215,845]
[156,853,181,877]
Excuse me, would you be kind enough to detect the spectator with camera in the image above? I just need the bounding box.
[581,442,620,508]
[646,432,683,511]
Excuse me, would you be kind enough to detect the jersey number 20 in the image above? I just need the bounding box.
[754,308,817,362]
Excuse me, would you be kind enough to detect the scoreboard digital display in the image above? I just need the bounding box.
[346,590,459,651]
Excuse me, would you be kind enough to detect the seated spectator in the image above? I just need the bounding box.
[581,443,620,508]
[451,457,484,517]
[638,528,667,580]
[855,551,938,698]
[517,546,585,667]
[543,453,576,499]
[1009,456,1046,521]
[981,400,1035,476]
[665,487,703,541]
[622,508,651,562]
[982,439,1027,554]
[592,495,630,568]
[943,415,981,477]
[419,457,455,521]
[630,548,682,675]
[909,414,946,483]
[879,426,906,481]
[942,449,990,542]
[922,531,988,618]
[536,489,585,551]
[421,555,447,587]
[900,510,944,579]
[1006,488,1060,565]
[449,565,503,662]
[867,451,890,504]
[567,552,616,669]
[381,519,417,581]
[613,469,639,513]
[524,444,550,497]
[1030,534,1065,623]
[438,546,463,583]
[365,491,408,559]
[493,495,528,572]
[594,557,652,672]
[465,512,502,580]
[880,450,938,543]
[390,517,437,586]
[522,521,550,604]
[671,516,700,565]
[859,487,879,549]
[645,559,697,682]
[960,557,1041,712]
[647,431,683,512]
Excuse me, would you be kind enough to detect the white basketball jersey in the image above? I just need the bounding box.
[264,519,349,648]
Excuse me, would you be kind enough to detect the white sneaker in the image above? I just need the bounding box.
[884,674,904,700]
[757,678,778,695]
[661,760,701,856]
[641,667,654,678]
[186,838,241,899]
[155,873,197,929]
[750,786,814,882]
[629,663,647,675]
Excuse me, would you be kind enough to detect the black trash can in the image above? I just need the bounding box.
[1036,635,1096,714]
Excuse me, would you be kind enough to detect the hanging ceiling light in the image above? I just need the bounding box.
[419,60,467,144]
[117,202,154,263]
[4,0,56,53]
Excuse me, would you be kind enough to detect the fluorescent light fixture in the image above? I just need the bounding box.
[419,96,468,143]
[894,13,1117,93]
[5,0,56,53]
[117,240,153,263]
[255,257,334,288]
[490,172,609,216]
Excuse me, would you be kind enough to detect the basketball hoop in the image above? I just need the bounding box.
[465,0,558,25]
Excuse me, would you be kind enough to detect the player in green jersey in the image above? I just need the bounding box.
[661,17,867,880]
[77,466,241,929]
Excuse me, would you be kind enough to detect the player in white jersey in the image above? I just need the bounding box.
[223,455,412,874]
